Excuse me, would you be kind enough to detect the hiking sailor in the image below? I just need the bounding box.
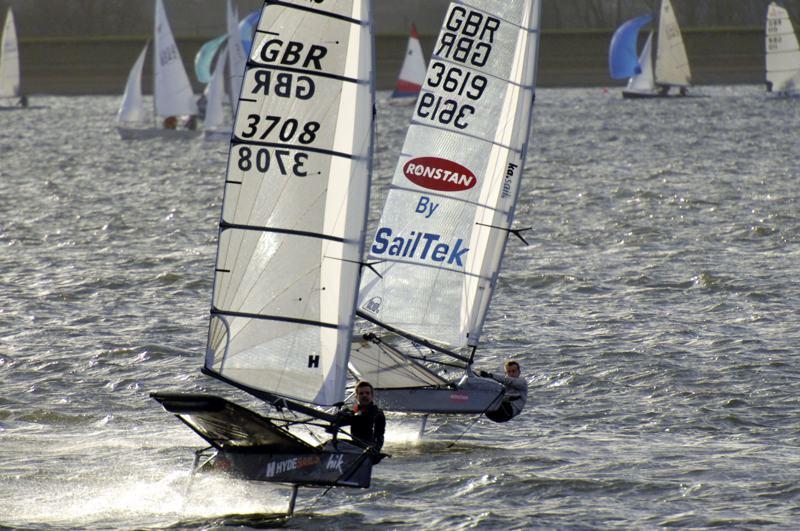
[331,380,386,461]
[478,360,528,423]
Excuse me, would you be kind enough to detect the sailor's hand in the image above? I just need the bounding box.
[478,370,493,378]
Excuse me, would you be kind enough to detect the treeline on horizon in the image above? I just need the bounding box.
[0,0,793,38]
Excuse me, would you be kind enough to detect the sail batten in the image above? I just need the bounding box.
[206,0,374,407]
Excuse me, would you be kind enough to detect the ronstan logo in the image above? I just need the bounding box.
[403,157,476,192]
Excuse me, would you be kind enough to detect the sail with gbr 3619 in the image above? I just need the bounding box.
[353,0,542,419]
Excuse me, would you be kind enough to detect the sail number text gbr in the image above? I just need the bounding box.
[416,7,497,129]
[237,36,329,177]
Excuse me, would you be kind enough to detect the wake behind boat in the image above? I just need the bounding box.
[351,0,542,423]
[116,0,199,140]
[152,0,381,515]
[609,0,692,99]
[765,1,800,97]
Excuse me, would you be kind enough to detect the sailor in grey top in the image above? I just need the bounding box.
[479,360,528,423]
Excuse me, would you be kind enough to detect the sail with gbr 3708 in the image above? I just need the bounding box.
[152,0,382,503]
[354,0,542,416]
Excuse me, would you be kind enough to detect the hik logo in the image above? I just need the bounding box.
[326,454,344,473]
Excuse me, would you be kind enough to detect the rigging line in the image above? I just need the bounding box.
[357,310,470,363]
[219,220,346,243]
[408,116,524,154]
[445,387,505,449]
[230,135,358,160]
[242,60,366,86]
[475,222,532,245]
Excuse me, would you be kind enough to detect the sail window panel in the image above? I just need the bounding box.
[207,316,344,405]
[359,262,470,348]
[215,229,348,323]
[431,3,531,82]
[349,339,449,388]
[223,147,330,234]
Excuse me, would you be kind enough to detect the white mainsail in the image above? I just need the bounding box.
[206,0,375,406]
[203,45,227,132]
[153,0,197,117]
[359,0,541,352]
[654,0,691,87]
[627,32,656,93]
[766,1,800,94]
[392,24,426,97]
[0,7,20,99]
[117,45,148,126]
[226,0,247,114]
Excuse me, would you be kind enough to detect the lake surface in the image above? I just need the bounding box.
[1,86,799,529]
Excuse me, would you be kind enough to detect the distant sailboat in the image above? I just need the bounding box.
[352,0,542,421]
[116,0,199,139]
[765,1,800,96]
[201,44,229,140]
[609,0,692,98]
[392,24,426,98]
[200,0,247,140]
[152,0,381,515]
[0,7,26,110]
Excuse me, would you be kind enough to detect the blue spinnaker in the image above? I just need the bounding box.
[194,10,259,84]
[194,34,227,84]
[609,14,653,79]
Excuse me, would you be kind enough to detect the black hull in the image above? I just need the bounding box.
[151,392,376,488]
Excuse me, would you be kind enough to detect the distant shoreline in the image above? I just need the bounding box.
[18,29,765,95]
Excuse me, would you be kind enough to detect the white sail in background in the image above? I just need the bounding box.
[117,45,148,125]
[0,7,20,99]
[203,45,227,132]
[766,1,800,94]
[153,0,197,117]
[206,0,375,405]
[392,24,426,97]
[226,0,247,113]
[654,0,691,87]
[359,0,541,351]
[627,32,656,93]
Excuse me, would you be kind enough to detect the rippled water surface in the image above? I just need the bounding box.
[1,86,799,529]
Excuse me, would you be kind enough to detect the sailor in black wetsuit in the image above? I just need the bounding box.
[479,360,528,423]
[334,380,386,460]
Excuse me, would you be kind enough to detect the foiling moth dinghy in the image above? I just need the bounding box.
[351,0,543,429]
[151,0,382,514]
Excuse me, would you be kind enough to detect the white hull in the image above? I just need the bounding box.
[117,126,201,140]
[203,128,231,141]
